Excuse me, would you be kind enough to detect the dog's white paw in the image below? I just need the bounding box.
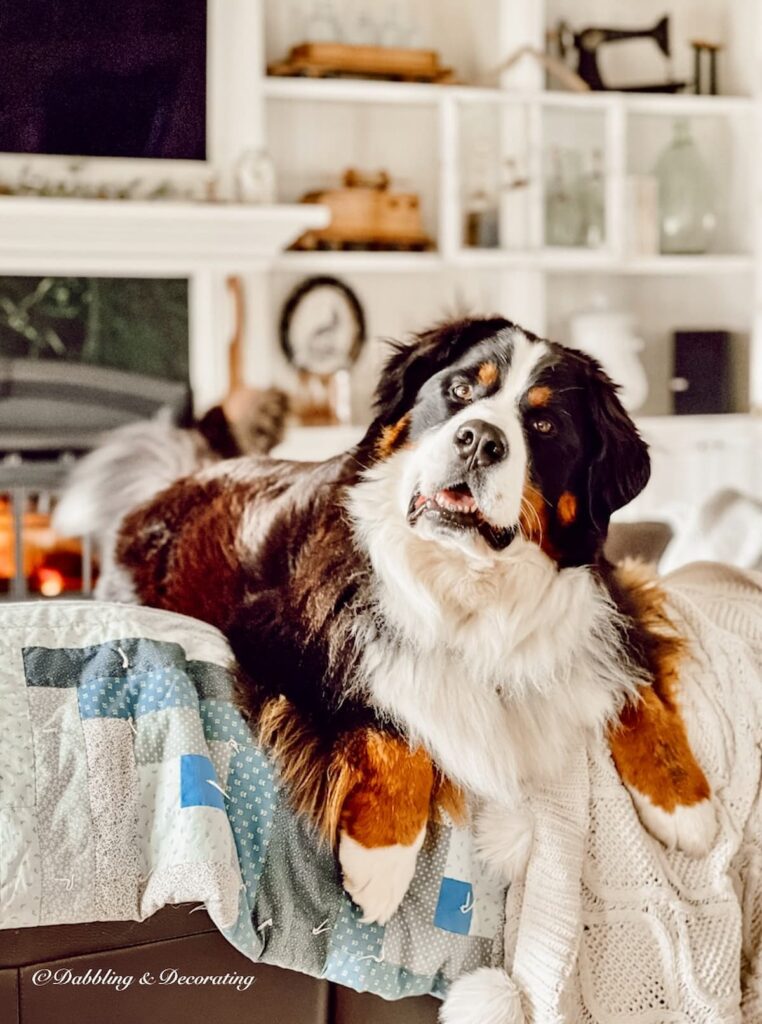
[339,828,425,925]
[440,967,525,1024]
[629,789,718,858]
[473,802,534,883]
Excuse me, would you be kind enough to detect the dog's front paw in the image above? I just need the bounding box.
[473,802,534,883]
[339,828,425,924]
[440,967,525,1024]
[628,789,718,857]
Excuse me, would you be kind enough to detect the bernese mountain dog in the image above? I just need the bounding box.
[57,316,716,927]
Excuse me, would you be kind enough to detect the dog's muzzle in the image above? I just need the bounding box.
[406,418,516,551]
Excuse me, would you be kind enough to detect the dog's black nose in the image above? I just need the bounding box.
[454,420,508,468]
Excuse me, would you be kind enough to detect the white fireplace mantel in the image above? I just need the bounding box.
[0,196,329,410]
[0,196,328,273]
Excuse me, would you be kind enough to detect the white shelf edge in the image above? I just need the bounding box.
[273,250,445,273]
[263,76,445,105]
[619,93,755,117]
[274,416,761,466]
[618,255,756,275]
[637,413,759,426]
[263,76,755,116]
[451,248,602,270]
[541,91,754,116]
[272,248,756,275]
[454,250,755,274]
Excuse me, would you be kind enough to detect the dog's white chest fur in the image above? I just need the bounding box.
[350,470,640,804]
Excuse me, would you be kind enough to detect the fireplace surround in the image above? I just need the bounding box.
[0,358,189,599]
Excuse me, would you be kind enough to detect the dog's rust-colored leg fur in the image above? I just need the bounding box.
[255,694,463,848]
[339,730,435,847]
[336,729,466,924]
[606,562,714,852]
[256,697,464,922]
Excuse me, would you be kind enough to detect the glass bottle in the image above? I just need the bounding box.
[582,149,605,249]
[465,189,498,248]
[500,158,530,251]
[545,148,585,247]
[654,119,717,254]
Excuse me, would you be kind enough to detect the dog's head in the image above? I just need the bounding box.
[362,317,650,567]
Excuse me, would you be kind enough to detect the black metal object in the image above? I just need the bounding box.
[558,15,686,93]
[671,330,732,415]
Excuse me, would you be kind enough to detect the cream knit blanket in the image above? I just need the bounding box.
[496,563,762,1024]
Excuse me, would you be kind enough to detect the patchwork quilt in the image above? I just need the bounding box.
[0,600,505,1000]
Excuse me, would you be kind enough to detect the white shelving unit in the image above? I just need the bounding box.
[245,0,762,514]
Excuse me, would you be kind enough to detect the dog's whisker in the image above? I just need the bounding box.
[519,496,544,546]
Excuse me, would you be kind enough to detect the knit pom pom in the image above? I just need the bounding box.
[440,968,525,1024]
[474,801,534,882]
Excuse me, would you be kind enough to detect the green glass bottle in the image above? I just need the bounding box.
[654,119,717,254]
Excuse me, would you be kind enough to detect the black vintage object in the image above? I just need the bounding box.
[557,15,686,93]
[671,330,732,415]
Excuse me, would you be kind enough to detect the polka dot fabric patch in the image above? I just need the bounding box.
[134,706,208,765]
[77,667,198,720]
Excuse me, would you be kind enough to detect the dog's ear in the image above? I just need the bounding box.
[373,337,432,425]
[374,317,511,424]
[581,356,651,529]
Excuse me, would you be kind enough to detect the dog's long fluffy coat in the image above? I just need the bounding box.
[58,317,716,925]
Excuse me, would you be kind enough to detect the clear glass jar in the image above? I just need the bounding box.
[654,119,717,254]
[545,148,586,247]
[581,149,605,249]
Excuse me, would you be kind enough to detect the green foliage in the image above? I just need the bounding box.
[0,276,189,382]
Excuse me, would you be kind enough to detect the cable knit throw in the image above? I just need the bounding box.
[446,563,762,1024]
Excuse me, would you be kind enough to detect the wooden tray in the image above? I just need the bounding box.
[268,42,456,83]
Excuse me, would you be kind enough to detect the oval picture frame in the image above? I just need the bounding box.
[279,276,366,377]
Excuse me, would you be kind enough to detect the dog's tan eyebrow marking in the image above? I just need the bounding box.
[527,385,552,407]
[557,491,577,526]
[477,361,499,387]
[376,414,411,460]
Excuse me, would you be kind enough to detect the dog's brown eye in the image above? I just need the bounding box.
[451,382,473,402]
[531,417,556,436]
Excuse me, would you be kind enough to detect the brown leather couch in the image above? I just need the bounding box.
[1,908,439,1023]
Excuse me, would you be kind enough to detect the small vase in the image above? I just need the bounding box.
[569,307,649,412]
[654,119,717,254]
